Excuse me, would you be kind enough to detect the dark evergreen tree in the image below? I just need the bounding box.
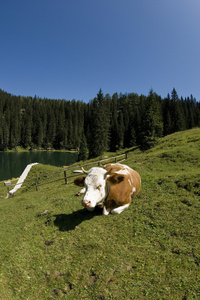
[195,102,200,127]
[54,100,67,149]
[78,133,89,161]
[46,103,56,148]
[128,113,137,147]
[2,106,10,150]
[186,95,195,129]
[140,90,163,149]
[133,106,142,146]
[32,97,43,147]
[121,96,131,148]
[0,110,3,150]
[89,89,110,158]
[171,89,186,132]
[67,111,74,149]
[116,110,125,149]
[21,99,32,148]
[163,94,173,135]
[110,93,118,151]
[9,96,21,149]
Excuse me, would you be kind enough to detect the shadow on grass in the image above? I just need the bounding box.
[54,207,102,231]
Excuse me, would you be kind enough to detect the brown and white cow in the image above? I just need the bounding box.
[74,163,141,215]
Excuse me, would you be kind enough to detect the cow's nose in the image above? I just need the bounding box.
[82,200,91,207]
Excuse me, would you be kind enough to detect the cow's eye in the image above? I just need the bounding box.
[97,184,102,190]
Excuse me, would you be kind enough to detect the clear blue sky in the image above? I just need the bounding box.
[1,0,200,102]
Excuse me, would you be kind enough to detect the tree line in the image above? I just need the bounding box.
[0,88,199,159]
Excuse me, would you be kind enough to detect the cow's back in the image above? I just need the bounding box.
[104,163,141,209]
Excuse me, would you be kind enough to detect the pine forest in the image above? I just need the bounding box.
[0,88,200,159]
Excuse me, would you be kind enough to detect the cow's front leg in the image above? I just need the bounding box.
[76,187,86,196]
[103,206,111,215]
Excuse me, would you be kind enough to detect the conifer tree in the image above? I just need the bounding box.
[54,101,66,149]
[133,106,142,146]
[46,105,56,148]
[21,99,32,148]
[171,89,186,132]
[78,133,89,161]
[2,107,10,150]
[110,93,118,151]
[140,90,163,149]
[10,97,21,148]
[89,89,110,158]
[116,110,124,149]
[163,94,173,135]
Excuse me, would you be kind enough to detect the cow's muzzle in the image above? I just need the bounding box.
[82,200,91,207]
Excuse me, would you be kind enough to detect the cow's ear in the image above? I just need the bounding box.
[107,174,125,185]
[74,176,85,187]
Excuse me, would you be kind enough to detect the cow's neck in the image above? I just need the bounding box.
[103,183,110,202]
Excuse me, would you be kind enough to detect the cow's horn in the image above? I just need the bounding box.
[81,167,88,174]
[105,168,112,177]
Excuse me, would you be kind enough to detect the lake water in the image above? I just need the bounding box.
[0,151,78,181]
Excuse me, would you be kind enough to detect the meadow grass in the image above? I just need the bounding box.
[0,128,199,299]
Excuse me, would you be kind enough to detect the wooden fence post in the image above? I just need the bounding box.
[4,181,11,193]
[35,178,38,191]
[64,170,67,184]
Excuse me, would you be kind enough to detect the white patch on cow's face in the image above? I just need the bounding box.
[82,167,108,209]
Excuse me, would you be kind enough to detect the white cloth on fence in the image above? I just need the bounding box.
[9,163,38,196]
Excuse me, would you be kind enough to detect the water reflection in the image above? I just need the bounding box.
[0,151,78,181]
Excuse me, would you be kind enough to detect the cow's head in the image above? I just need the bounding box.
[74,167,124,210]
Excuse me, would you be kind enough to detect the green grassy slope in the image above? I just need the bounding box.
[0,128,199,299]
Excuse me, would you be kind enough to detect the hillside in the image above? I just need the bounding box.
[0,128,199,299]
